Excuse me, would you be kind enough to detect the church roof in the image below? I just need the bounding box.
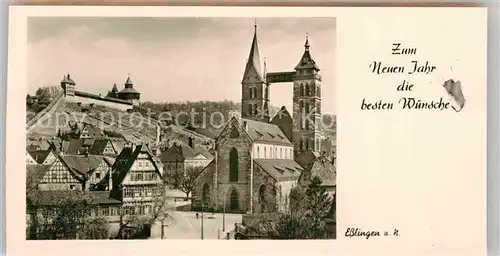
[270,106,292,122]
[295,37,320,71]
[253,159,303,181]
[242,118,293,146]
[242,25,265,82]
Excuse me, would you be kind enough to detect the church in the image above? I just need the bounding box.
[192,24,335,214]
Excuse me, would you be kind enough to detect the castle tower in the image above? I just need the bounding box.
[241,23,270,123]
[117,76,141,105]
[292,35,323,154]
[60,73,76,97]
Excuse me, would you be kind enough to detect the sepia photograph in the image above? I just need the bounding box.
[24,16,337,240]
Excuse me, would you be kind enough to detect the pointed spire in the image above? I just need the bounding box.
[125,75,133,88]
[305,33,310,51]
[242,22,263,81]
[111,83,118,93]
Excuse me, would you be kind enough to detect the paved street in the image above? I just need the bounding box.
[163,211,243,239]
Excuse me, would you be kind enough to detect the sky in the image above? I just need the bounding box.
[28,17,336,113]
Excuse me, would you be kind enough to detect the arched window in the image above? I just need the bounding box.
[305,102,310,113]
[300,84,305,96]
[305,83,310,96]
[253,87,257,99]
[248,104,253,115]
[310,84,315,96]
[230,127,239,138]
[229,148,239,182]
[253,104,258,115]
[259,185,266,212]
[202,183,210,204]
[230,189,239,211]
[264,147,267,158]
[305,119,310,131]
[257,146,260,158]
[299,139,303,151]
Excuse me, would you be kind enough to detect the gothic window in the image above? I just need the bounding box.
[202,183,210,204]
[300,84,305,96]
[305,102,310,113]
[265,86,269,99]
[299,101,304,114]
[253,104,258,115]
[310,84,315,96]
[230,127,239,138]
[305,140,309,150]
[305,83,310,96]
[299,139,303,151]
[229,148,239,182]
[252,87,257,99]
[305,119,310,131]
[230,189,239,211]
[248,104,253,115]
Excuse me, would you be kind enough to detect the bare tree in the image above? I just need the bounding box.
[167,165,202,200]
[115,183,173,239]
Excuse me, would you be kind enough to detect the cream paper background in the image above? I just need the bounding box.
[6,6,487,256]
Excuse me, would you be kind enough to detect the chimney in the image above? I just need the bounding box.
[108,169,113,191]
[188,136,194,149]
[242,121,248,132]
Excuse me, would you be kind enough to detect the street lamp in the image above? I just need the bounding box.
[200,203,205,240]
[223,191,226,232]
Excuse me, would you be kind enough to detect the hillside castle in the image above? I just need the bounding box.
[60,74,141,111]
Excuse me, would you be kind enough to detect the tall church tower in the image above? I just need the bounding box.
[292,36,323,154]
[241,23,270,123]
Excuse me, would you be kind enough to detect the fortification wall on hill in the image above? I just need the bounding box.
[67,93,132,112]
[26,92,64,131]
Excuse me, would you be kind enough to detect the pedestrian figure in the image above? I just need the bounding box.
[196,213,199,219]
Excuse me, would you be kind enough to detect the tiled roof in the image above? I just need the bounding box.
[194,146,214,159]
[28,150,51,164]
[89,139,111,155]
[118,87,140,94]
[242,118,293,146]
[253,159,303,181]
[66,139,83,154]
[159,143,195,162]
[27,190,121,207]
[295,39,320,71]
[296,151,336,187]
[26,165,51,190]
[100,144,161,189]
[82,124,105,138]
[60,155,107,176]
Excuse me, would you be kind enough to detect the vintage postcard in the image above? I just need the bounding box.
[6,5,487,256]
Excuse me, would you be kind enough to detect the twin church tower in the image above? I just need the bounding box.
[240,23,324,154]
